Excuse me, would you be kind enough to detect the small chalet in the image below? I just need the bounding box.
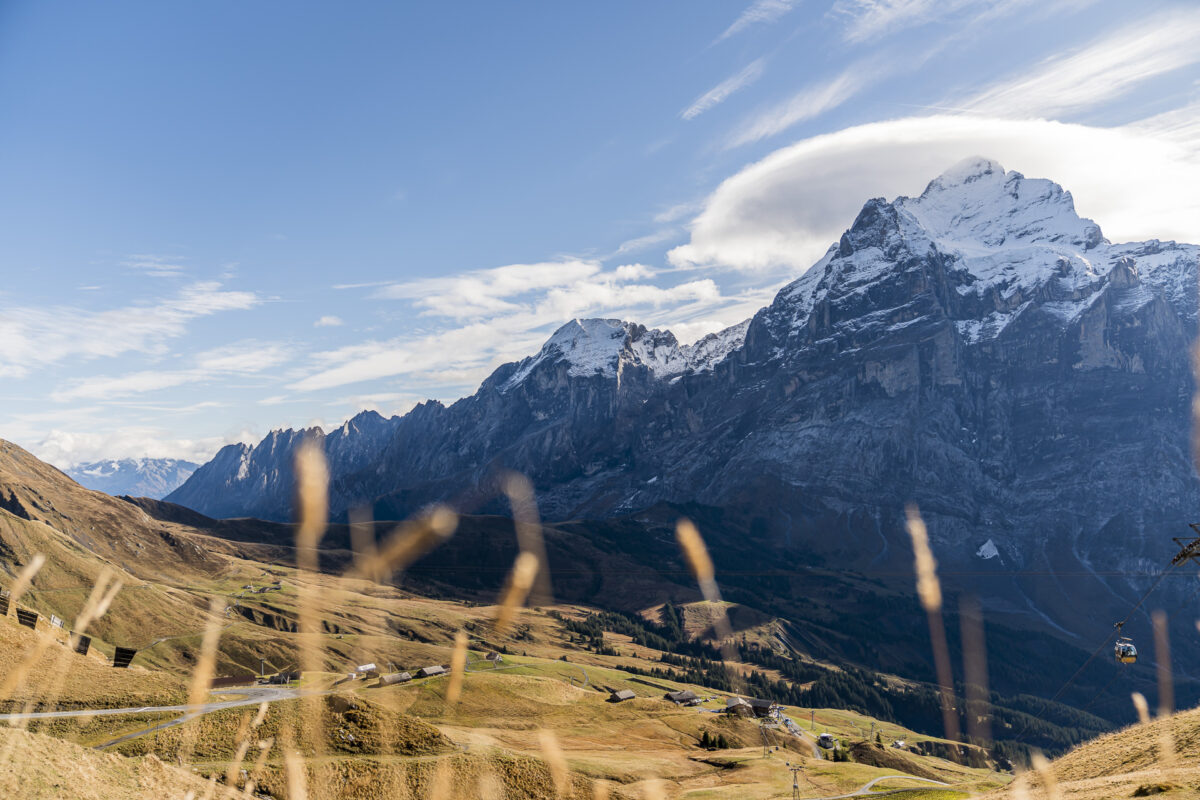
[725,697,753,716]
[664,690,700,706]
[416,665,447,677]
[608,689,636,703]
[484,651,504,663]
[746,697,775,718]
[379,672,412,686]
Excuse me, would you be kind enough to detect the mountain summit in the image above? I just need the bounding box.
[168,160,1199,645]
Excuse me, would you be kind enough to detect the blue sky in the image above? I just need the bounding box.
[2,0,1199,466]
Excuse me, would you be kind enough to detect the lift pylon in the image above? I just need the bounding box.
[1170,523,1200,567]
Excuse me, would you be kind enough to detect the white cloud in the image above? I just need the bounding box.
[0,282,261,379]
[1128,101,1200,152]
[726,63,876,147]
[52,341,292,402]
[315,315,344,327]
[717,0,797,41]
[613,263,656,281]
[682,59,765,121]
[962,8,1200,118]
[289,261,741,394]
[374,260,602,319]
[670,114,1200,273]
[30,427,235,469]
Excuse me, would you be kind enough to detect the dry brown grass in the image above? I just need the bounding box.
[0,725,209,799]
[981,706,1200,800]
[0,617,185,711]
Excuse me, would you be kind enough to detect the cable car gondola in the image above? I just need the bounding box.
[1115,637,1137,664]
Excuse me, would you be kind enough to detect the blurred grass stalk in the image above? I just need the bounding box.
[905,504,961,743]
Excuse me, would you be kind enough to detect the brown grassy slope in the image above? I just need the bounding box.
[114,694,452,761]
[0,612,186,711]
[0,439,227,581]
[113,692,618,800]
[980,706,1200,800]
[0,726,210,799]
[1048,706,1200,781]
[850,740,943,781]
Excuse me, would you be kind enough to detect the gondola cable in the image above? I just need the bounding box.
[1047,562,1177,705]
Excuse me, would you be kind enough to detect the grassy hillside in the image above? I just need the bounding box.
[0,726,209,799]
[0,437,1166,797]
[981,706,1200,799]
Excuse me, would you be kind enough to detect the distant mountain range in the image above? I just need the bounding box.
[67,458,199,499]
[167,157,1200,652]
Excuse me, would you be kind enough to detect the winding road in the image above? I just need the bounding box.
[811,775,949,799]
[0,685,315,748]
[0,685,306,724]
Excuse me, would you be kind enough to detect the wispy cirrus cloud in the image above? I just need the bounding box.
[961,7,1200,118]
[681,59,765,121]
[829,0,1005,43]
[612,229,679,258]
[726,62,876,147]
[0,282,261,379]
[123,253,187,277]
[51,340,293,402]
[717,0,798,42]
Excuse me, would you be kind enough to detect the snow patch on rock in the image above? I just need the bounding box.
[976,539,1000,561]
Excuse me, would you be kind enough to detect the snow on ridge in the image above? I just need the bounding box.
[501,316,754,392]
[763,157,1198,346]
[682,319,750,372]
[900,157,1103,258]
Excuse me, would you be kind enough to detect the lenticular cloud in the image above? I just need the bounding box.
[669,115,1200,274]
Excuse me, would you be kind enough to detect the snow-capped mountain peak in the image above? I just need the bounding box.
[500,317,754,392]
[763,157,1197,349]
[901,156,1104,253]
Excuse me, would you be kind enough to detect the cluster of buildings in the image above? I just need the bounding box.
[606,687,781,719]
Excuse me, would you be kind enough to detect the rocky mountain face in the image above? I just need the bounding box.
[65,458,199,500]
[168,158,1200,644]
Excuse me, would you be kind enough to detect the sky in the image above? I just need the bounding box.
[2,0,1199,468]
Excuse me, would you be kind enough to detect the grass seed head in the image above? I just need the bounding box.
[1029,750,1062,800]
[445,631,469,706]
[7,553,46,608]
[905,504,942,612]
[357,506,458,582]
[538,728,569,799]
[1132,692,1151,725]
[494,551,539,635]
[675,518,714,585]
